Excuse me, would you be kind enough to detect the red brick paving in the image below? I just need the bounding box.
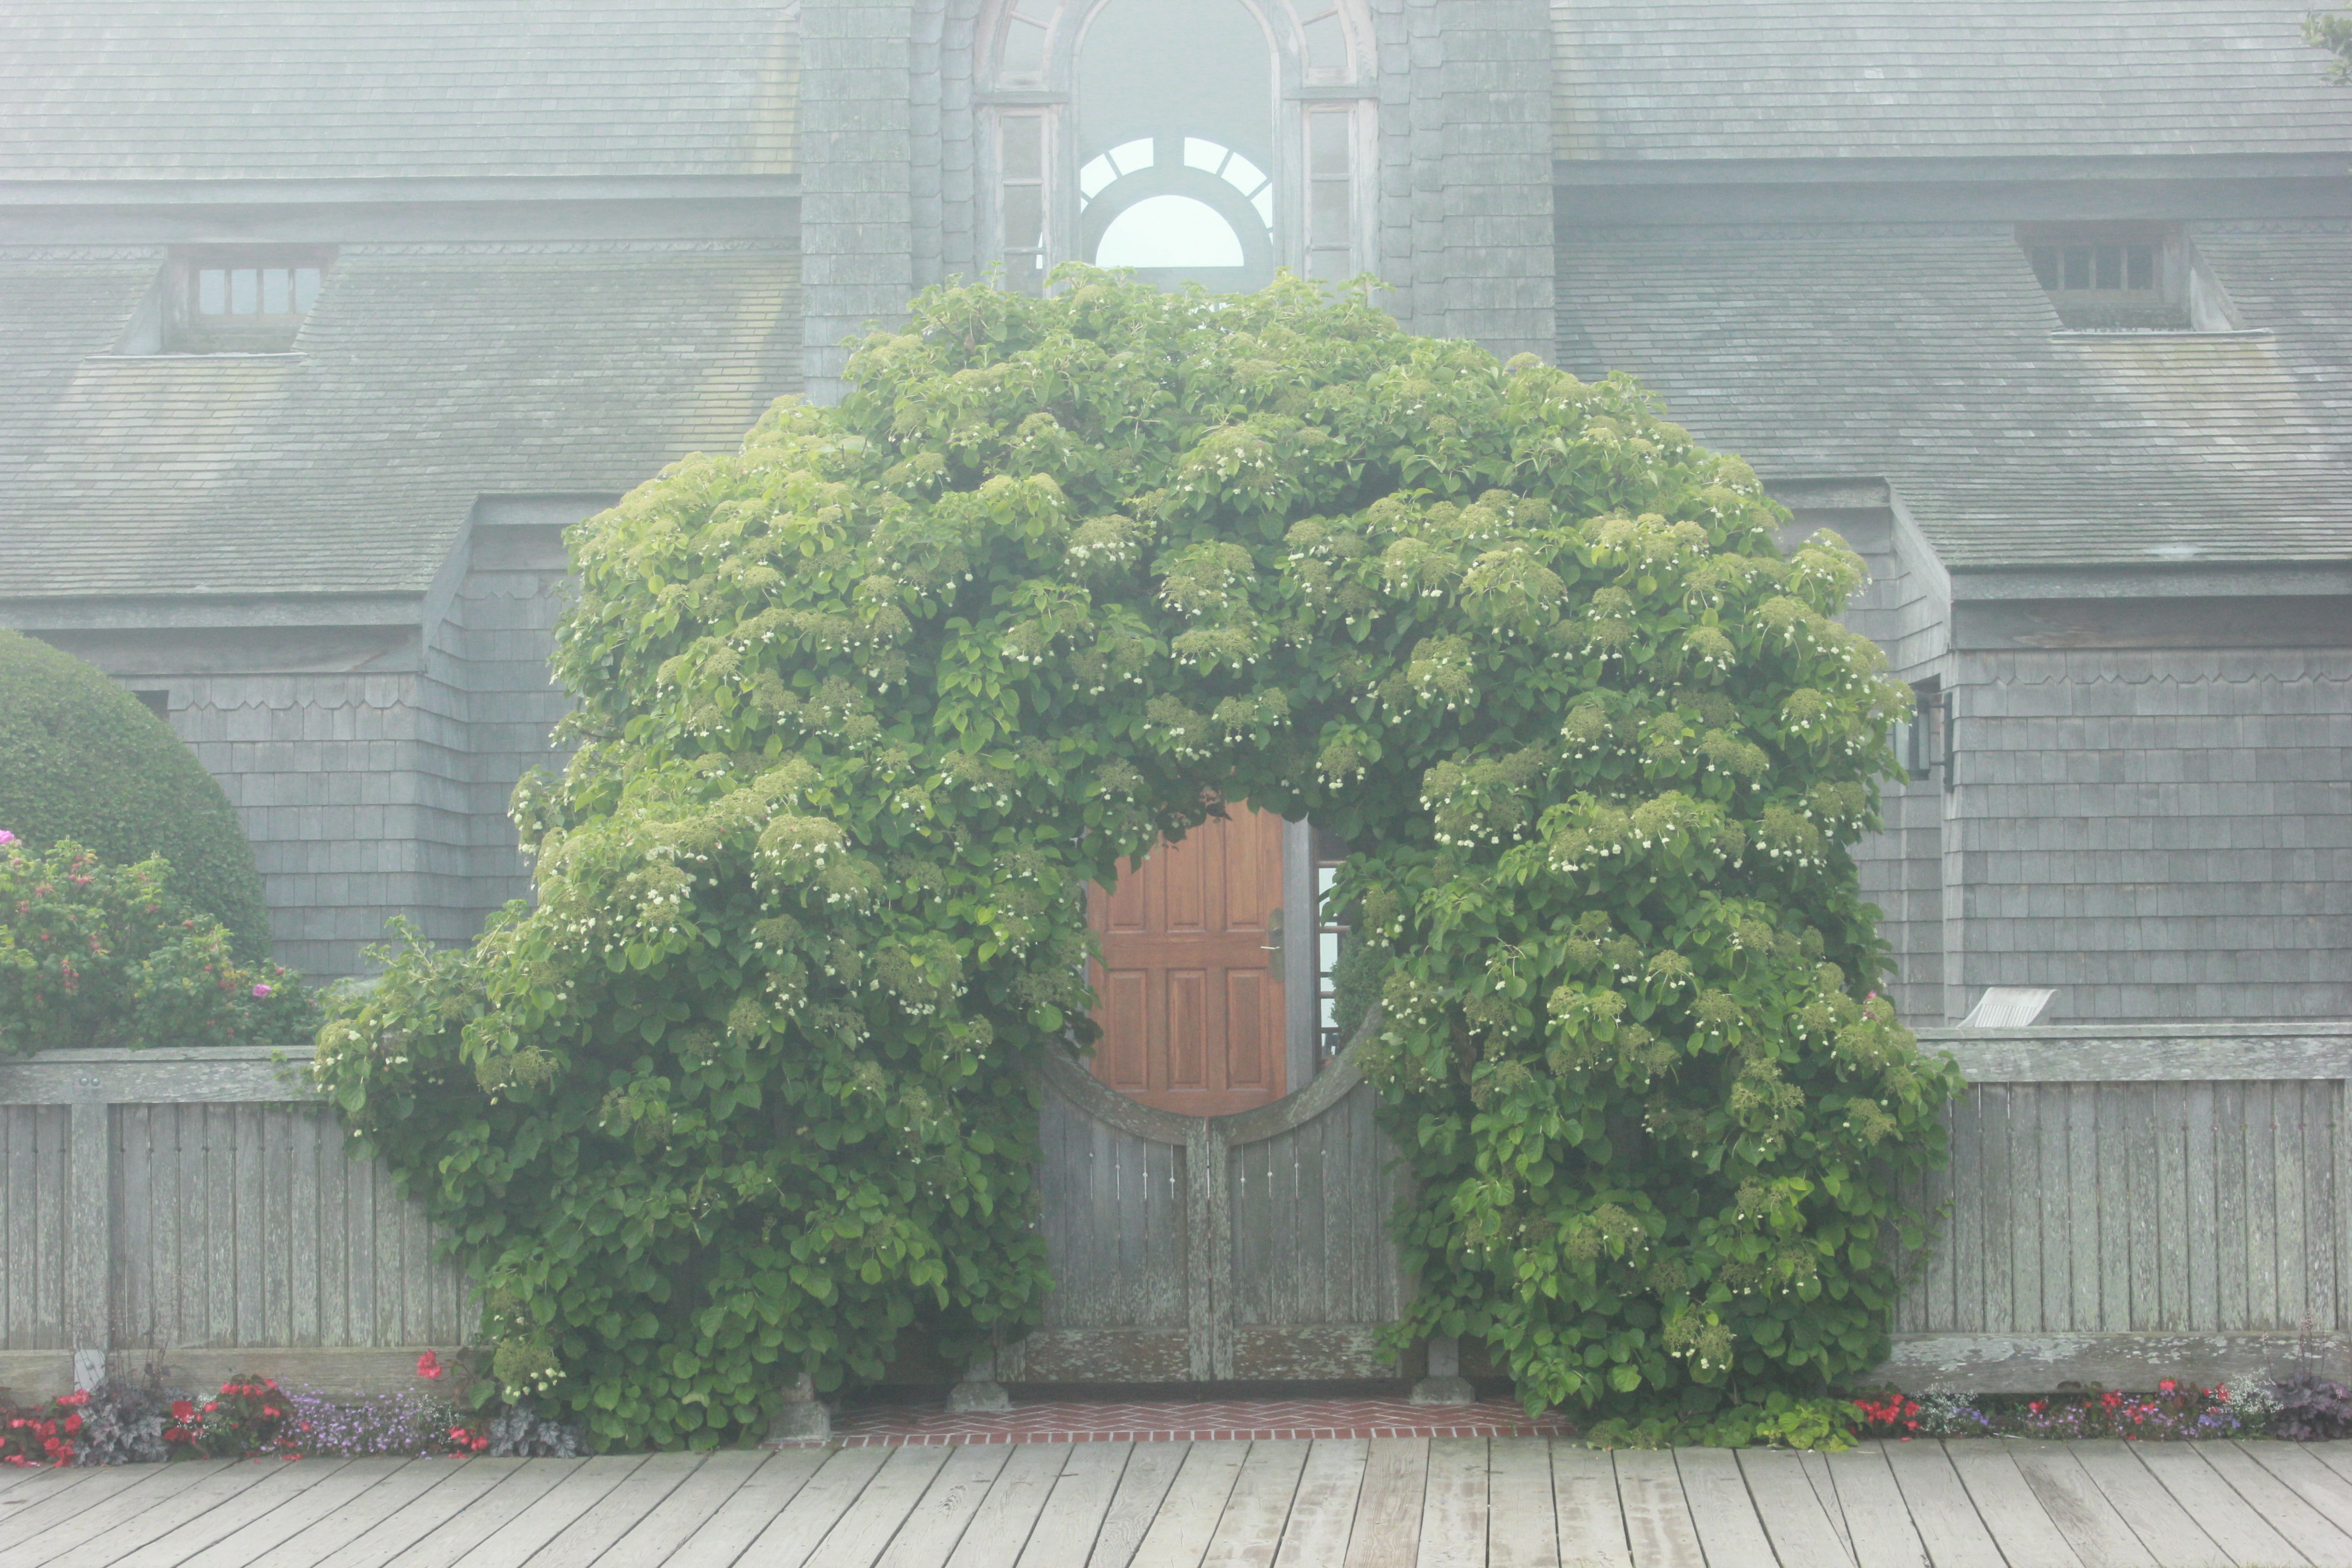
[788,1396,1573,1447]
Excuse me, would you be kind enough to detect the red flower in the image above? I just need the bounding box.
[171,1400,195,1421]
[2158,1379,2178,1394]
[417,1350,444,1380]
[61,1415,80,1434]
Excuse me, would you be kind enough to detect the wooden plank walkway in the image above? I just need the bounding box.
[0,1439,2347,1568]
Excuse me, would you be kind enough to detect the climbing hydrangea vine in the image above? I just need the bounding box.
[315,272,1958,1448]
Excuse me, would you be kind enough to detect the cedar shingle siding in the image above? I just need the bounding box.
[0,0,2345,1018]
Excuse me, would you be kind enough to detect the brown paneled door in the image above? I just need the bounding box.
[1088,804,1288,1116]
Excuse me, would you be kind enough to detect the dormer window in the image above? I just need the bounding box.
[166,247,332,353]
[2017,224,2235,332]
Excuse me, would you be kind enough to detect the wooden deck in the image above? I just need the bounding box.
[1,1437,2350,1567]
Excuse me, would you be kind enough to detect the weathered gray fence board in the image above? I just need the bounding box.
[6,1025,2352,1398]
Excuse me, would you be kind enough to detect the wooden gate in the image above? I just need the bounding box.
[997,1027,1410,1384]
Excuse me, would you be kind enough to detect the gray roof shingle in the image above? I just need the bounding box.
[0,243,801,597]
[1558,220,2352,568]
[1553,0,2352,161]
[0,2,798,180]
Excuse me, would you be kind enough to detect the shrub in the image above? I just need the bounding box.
[0,1391,90,1466]
[0,835,317,1054]
[318,271,1956,1447]
[0,630,270,958]
[162,1375,299,1460]
[2269,1375,2352,1441]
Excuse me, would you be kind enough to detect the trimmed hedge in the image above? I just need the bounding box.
[0,631,272,959]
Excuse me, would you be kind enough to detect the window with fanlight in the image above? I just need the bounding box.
[983,0,1372,293]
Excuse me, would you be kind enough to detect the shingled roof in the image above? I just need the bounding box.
[1558,220,2352,568]
[1553,0,2352,161]
[0,2,798,180]
[0,243,801,598]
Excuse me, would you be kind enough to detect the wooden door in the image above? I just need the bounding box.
[1088,805,1288,1116]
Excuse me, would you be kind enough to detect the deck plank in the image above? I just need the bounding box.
[1879,1440,2005,1568]
[1199,1439,1309,1568]
[0,1460,232,1559]
[377,1459,591,1568]
[1269,1441,1368,1568]
[809,1446,954,1568]
[1735,1448,1852,1568]
[738,1446,893,1568]
[878,1446,1015,1568]
[1483,1438,1557,1568]
[941,1445,1073,1568]
[2189,1442,2352,1568]
[1822,1444,1931,1568]
[1340,1439,1428,1568]
[2125,1443,2313,1568]
[174,1458,423,1568]
[593,1450,773,1568]
[2058,1441,2230,1568]
[443,1455,649,1568]
[2006,1443,2156,1568]
[1547,1447,1629,1568]
[1795,1451,1853,1565]
[514,1451,707,1568]
[1944,1440,2084,1568]
[100,1458,350,1568]
[1130,1443,1252,1568]
[1017,1443,1134,1568]
[244,1458,522,1568]
[2242,1442,2352,1542]
[1609,1451,1704,1568]
[1412,1438,1488,1568]
[1089,1444,1191,1568]
[663,1449,831,1568]
[1,1457,275,1568]
[1672,1447,1775,1568]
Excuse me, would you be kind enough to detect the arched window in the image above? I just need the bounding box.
[983,0,1372,293]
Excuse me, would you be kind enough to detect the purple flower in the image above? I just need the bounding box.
[251,983,273,999]
[0,829,15,847]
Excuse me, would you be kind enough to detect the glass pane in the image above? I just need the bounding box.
[1096,194,1243,267]
[1251,186,1274,227]
[197,269,226,314]
[1310,179,1349,248]
[294,267,322,311]
[262,268,291,314]
[1310,111,1348,177]
[230,268,259,314]
[1002,115,1043,181]
[1108,137,1155,175]
[2062,247,2091,290]
[2095,245,2122,289]
[2127,245,2154,291]
[1080,155,1117,201]
[2030,245,2058,290]
[1223,150,1268,194]
[1004,184,1045,251]
[1184,137,1227,173]
[1304,12,1346,74]
[1001,14,1046,75]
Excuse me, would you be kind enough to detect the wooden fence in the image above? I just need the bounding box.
[0,1024,2345,1400]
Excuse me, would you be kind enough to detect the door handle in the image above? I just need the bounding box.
[1262,906,1283,970]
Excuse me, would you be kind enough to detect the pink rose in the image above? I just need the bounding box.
[0,830,15,846]
[252,983,272,998]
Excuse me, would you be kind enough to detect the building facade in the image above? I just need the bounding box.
[1,0,2346,1023]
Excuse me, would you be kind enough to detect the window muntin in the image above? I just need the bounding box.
[167,247,331,352]
[1000,114,1051,293]
[2015,224,2230,333]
